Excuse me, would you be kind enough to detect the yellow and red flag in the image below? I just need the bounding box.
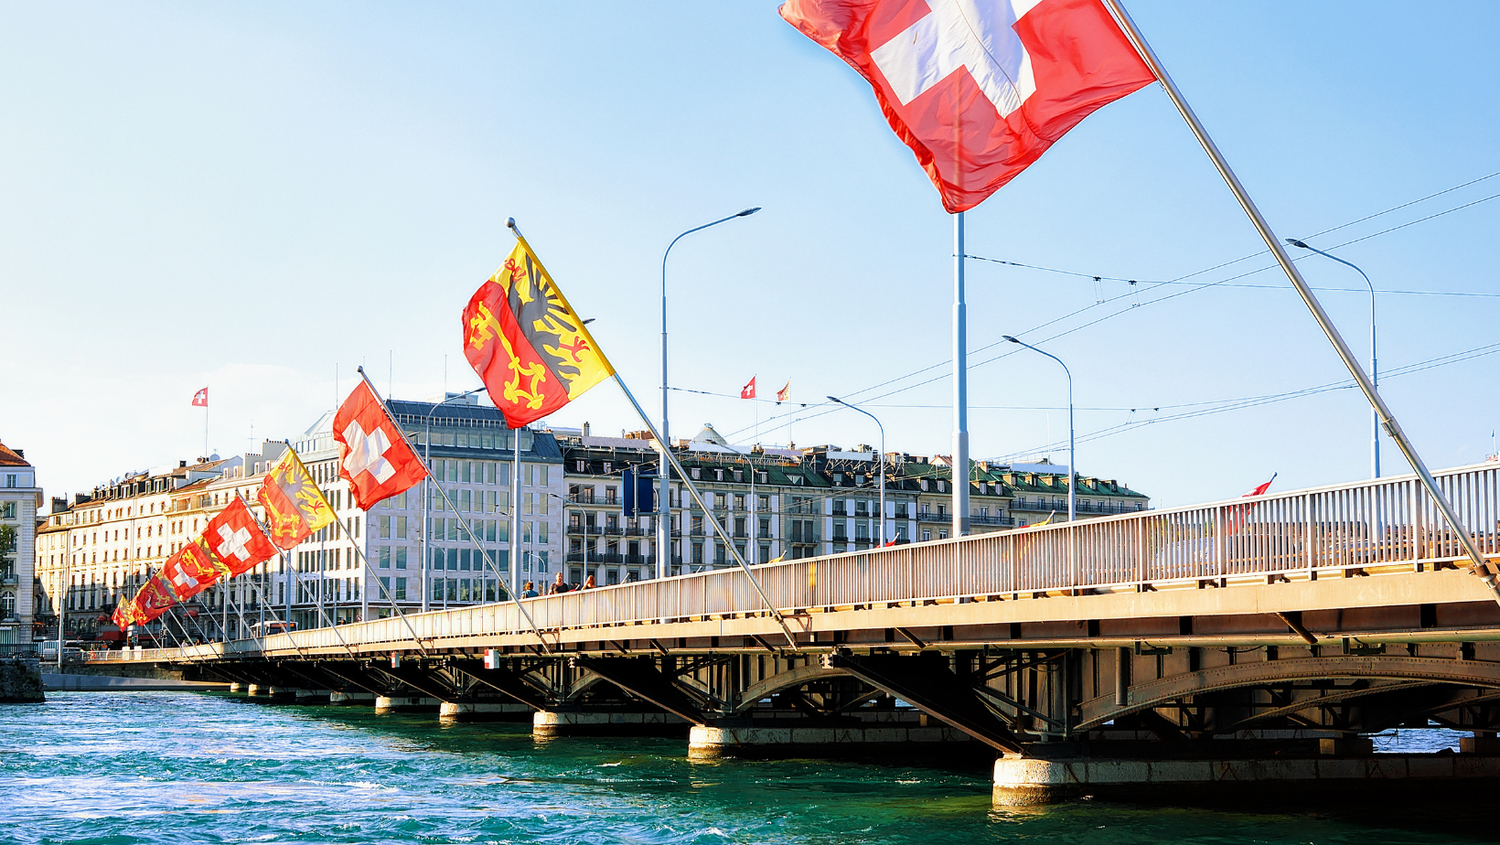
[463,237,615,428]
[133,574,180,623]
[111,596,143,630]
[257,448,335,550]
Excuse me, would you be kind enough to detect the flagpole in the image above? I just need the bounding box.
[611,372,799,650]
[953,212,970,538]
[354,366,551,651]
[326,505,430,658]
[1102,0,1500,603]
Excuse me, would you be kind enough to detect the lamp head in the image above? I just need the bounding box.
[826,395,842,404]
[737,207,762,217]
[1003,335,1020,344]
[1286,238,1310,249]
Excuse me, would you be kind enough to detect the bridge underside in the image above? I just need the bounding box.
[142,572,1500,804]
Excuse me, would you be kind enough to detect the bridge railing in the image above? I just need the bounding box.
[208,462,1500,656]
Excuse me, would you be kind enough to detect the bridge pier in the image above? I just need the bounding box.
[245,683,268,697]
[330,691,376,706]
[688,718,979,760]
[374,695,441,714]
[438,700,533,722]
[992,751,1500,806]
[532,710,687,738]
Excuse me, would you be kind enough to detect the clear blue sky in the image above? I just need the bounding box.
[4,1,1499,509]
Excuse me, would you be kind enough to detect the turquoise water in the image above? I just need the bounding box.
[1,692,1492,844]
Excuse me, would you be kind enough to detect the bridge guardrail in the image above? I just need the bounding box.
[165,462,1500,659]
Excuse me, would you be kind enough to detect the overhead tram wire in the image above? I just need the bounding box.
[989,338,1500,461]
[721,171,1500,442]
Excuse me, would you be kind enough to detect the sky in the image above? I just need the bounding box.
[4,1,1499,510]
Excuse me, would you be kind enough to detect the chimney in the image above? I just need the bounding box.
[179,460,187,468]
[582,422,591,437]
[13,449,22,458]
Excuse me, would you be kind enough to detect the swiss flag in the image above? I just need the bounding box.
[161,538,220,601]
[204,497,278,576]
[192,387,208,407]
[741,376,757,400]
[333,381,429,512]
[781,0,1156,212]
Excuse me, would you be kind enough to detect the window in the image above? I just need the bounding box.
[395,578,408,601]
[395,548,408,570]
[921,530,931,542]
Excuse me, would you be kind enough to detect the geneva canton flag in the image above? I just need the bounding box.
[463,238,614,428]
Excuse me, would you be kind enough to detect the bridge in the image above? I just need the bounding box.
[93,461,1500,804]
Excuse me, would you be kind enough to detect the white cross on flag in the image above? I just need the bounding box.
[333,380,429,512]
[204,497,277,576]
[781,0,1156,212]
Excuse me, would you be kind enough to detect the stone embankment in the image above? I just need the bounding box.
[0,656,45,703]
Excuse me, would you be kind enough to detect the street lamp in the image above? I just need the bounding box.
[423,386,486,611]
[1004,336,1075,523]
[1287,238,1379,479]
[827,396,886,545]
[659,207,761,579]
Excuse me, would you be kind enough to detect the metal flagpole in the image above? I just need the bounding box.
[512,428,522,600]
[354,367,550,651]
[612,373,800,650]
[953,212,970,537]
[1103,0,1500,604]
[326,508,430,657]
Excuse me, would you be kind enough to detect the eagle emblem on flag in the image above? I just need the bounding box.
[463,238,614,427]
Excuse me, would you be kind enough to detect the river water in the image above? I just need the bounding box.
[2,692,1494,845]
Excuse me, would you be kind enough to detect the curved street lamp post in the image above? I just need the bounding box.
[1004,337,1075,523]
[658,207,761,579]
[827,396,887,545]
[1288,238,1379,479]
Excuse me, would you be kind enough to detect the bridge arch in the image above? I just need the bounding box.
[1076,655,1500,731]
[731,663,853,714]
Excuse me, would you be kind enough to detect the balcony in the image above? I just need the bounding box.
[970,513,1017,527]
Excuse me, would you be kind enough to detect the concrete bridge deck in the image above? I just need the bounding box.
[91,462,1500,803]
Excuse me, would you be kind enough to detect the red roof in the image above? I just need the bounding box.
[0,441,29,468]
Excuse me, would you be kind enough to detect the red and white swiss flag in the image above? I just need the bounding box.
[741,376,757,400]
[205,497,278,576]
[780,0,1156,212]
[333,381,429,512]
[192,387,208,407]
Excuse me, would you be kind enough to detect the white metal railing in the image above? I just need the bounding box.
[118,462,1500,661]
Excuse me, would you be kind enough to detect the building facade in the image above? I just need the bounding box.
[552,425,1150,586]
[0,440,38,645]
[32,396,566,644]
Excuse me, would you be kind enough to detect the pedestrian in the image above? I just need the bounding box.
[548,572,572,595]
[520,580,538,599]
[583,574,597,590]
